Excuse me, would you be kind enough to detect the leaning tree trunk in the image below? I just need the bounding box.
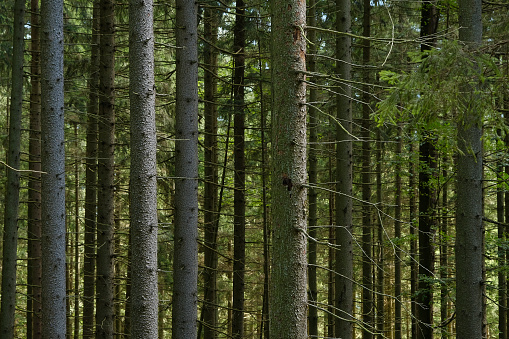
[0,0,25,336]
[172,0,199,337]
[128,0,159,337]
[456,0,483,337]
[40,0,67,336]
[269,0,308,337]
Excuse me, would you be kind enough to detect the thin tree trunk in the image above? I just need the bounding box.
[232,1,246,336]
[335,0,354,335]
[307,0,318,335]
[28,0,43,336]
[40,0,67,335]
[269,0,308,337]
[376,132,384,339]
[96,0,116,336]
[394,120,403,339]
[173,0,199,336]
[440,158,450,338]
[361,0,373,336]
[0,0,25,335]
[202,4,219,338]
[409,143,418,339]
[83,1,99,337]
[129,0,158,337]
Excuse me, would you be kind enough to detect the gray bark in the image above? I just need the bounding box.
[269,0,308,337]
[172,0,199,337]
[0,0,25,336]
[335,0,354,336]
[128,0,158,337]
[40,0,67,336]
[456,0,483,336]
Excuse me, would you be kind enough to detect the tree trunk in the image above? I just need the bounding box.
[269,0,307,337]
[456,0,483,336]
[307,0,318,335]
[202,5,219,338]
[28,0,43,336]
[334,0,354,336]
[0,0,25,336]
[361,0,373,336]
[232,1,246,336]
[96,0,116,336]
[40,0,67,335]
[394,122,402,339]
[83,1,99,337]
[129,0,158,337]
[172,0,199,336]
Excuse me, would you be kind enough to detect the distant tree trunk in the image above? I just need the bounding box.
[394,123,402,339]
[40,0,67,335]
[28,0,43,336]
[269,0,307,337]
[440,157,450,338]
[417,2,439,337]
[128,0,158,337]
[409,144,418,339]
[361,0,373,337]
[232,1,246,337]
[0,0,25,336]
[375,132,384,339]
[456,0,483,336]
[83,1,99,337]
[96,0,116,337]
[172,0,199,336]
[202,4,219,339]
[307,0,318,335]
[335,0,354,336]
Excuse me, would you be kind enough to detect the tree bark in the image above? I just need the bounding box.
[0,0,25,336]
[40,0,67,335]
[456,0,483,336]
[335,0,354,336]
[172,0,199,336]
[269,0,307,337]
[129,0,159,337]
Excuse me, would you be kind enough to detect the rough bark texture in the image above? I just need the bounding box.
[128,0,158,336]
[96,0,116,336]
[172,0,199,337]
[335,0,354,336]
[0,0,25,336]
[40,0,67,336]
[83,2,99,337]
[269,0,308,337]
[456,0,483,336]
[232,1,246,337]
[28,0,43,336]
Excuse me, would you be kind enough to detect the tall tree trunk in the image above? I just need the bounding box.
[335,0,354,336]
[173,0,199,336]
[28,0,43,336]
[40,0,67,335]
[129,0,158,337]
[409,144,418,339]
[456,0,483,336]
[83,1,100,337]
[440,157,450,338]
[394,121,402,339]
[417,2,439,337]
[269,0,308,337]
[376,133,384,339]
[202,4,219,338]
[307,0,318,335]
[232,1,246,336]
[96,0,116,336]
[361,0,373,336]
[0,0,25,336]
